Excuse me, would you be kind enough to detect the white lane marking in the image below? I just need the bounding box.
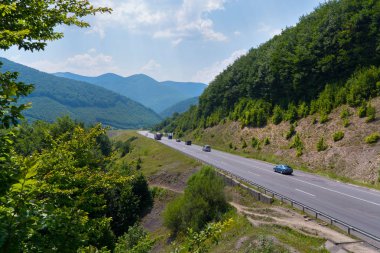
[138,132,380,206]
[295,189,315,197]
[291,177,380,207]
[247,171,261,177]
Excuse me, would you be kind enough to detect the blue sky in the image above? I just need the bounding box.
[2,0,323,84]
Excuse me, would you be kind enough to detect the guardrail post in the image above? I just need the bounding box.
[330,219,334,225]
[315,212,318,219]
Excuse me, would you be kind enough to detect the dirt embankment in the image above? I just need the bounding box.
[192,97,380,184]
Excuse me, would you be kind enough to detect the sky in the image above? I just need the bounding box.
[2,0,324,84]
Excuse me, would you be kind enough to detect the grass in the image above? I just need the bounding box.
[110,130,201,177]
[187,131,380,191]
[111,131,330,252]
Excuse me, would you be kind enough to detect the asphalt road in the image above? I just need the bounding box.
[138,131,380,246]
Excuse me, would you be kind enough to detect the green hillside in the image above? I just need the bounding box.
[0,58,162,129]
[160,96,199,118]
[156,0,380,133]
[54,72,207,113]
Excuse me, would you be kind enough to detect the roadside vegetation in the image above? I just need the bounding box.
[154,0,380,186]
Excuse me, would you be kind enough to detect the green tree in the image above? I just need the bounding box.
[164,167,229,235]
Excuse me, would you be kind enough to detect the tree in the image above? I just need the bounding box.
[0,1,111,51]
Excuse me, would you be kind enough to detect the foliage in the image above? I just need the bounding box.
[0,120,153,252]
[156,0,380,133]
[244,236,278,253]
[289,134,303,157]
[163,167,229,235]
[242,139,248,149]
[263,137,270,145]
[317,137,328,151]
[357,104,367,118]
[171,218,233,253]
[319,113,329,124]
[333,131,344,142]
[271,105,283,125]
[365,104,376,122]
[251,137,261,150]
[0,1,111,51]
[285,124,296,140]
[114,224,155,253]
[342,118,350,128]
[340,107,350,119]
[364,133,380,144]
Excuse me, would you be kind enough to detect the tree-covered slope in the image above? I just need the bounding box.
[54,72,207,113]
[160,97,199,118]
[0,58,162,129]
[157,0,380,132]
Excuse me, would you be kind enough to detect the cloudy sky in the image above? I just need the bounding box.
[2,0,323,84]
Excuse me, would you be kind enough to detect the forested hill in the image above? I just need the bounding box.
[54,72,207,113]
[0,58,162,129]
[157,0,380,132]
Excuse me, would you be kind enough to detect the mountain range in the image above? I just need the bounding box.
[0,58,162,129]
[54,72,207,113]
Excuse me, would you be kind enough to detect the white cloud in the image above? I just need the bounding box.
[89,0,228,44]
[234,30,241,36]
[21,49,121,76]
[192,49,247,84]
[257,23,282,38]
[141,59,161,72]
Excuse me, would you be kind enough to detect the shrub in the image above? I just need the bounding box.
[340,107,350,119]
[228,142,233,149]
[272,105,283,125]
[242,140,247,149]
[317,137,328,151]
[163,167,228,234]
[366,104,376,122]
[333,131,344,142]
[263,137,270,145]
[357,104,367,118]
[342,118,350,127]
[114,224,154,253]
[251,137,260,150]
[364,133,380,144]
[289,134,303,157]
[319,113,329,124]
[311,117,317,124]
[285,103,298,123]
[285,124,296,140]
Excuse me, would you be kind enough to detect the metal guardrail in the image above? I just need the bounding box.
[144,133,380,249]
[215,166,380,249]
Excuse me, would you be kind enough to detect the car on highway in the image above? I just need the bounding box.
[273,164,293,175]
[185,140,192,145]
[202,145,211,152]
[176,139,181,142]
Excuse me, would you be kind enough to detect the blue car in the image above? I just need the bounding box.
[273,164,293,175]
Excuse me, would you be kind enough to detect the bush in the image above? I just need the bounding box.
[357,104,367,118]
[317,137,328,151]
[364,133,380,144]
[242,140,247,149]
[333,131,344,142]
[340,107,350,119]
[263,137,270,145]
[228,142,233,149]
[163,167,229,234]
[114,224,154,253]
[366,104,376,122]
[285,124,296,140]
[319,113,329,124]
[251,137,260,150]
[272,105,283,125]
[342,118,350,127]
[289,134,303,157]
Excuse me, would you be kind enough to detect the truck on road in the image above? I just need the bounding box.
[154,133,163,140]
